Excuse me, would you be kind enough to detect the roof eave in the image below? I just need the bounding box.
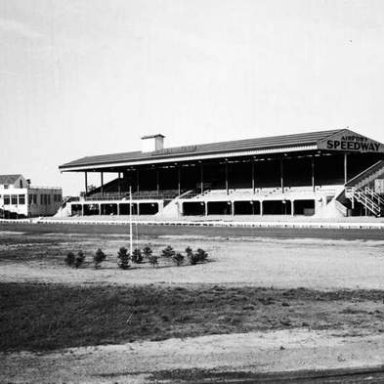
[59,144,319,172]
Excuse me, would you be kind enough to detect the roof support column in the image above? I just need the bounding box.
[280,158,284,191]
[225,160,229,195]
[344,153,348,184]
[311,156,315,192]
[200,163,204,193]
[156,169,160,196]
[125,170,129,194]
[118,172,121,196]
[136,169,140,194]
[84,172,88,197]
[252,160,255,194]
[178,165,181,196]
[100,172,104,196]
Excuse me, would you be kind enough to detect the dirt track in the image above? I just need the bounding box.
[2,330,384,383]
[1,224,384,289]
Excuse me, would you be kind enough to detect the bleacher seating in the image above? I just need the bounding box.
[182,185,342,202]
[86,188,181,201]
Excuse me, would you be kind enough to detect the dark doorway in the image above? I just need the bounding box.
[139,203,159,215]
[294,200,315,216]
[71,204,83,216]
[263,200,291,215]
[100,204,118,215]
[234,201,261,215]
[207,201,232,215]
[83,204,100,215]
[182,202,205,216]
[119,203,138,215]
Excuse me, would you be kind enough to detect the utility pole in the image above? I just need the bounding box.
[129,185,133,256]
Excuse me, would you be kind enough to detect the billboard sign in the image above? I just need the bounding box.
[318,130,384,153]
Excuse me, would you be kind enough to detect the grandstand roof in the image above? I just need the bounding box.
[59,129,384,171]
[0,174,23,185]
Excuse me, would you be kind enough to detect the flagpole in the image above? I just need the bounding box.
[129,185,133,256]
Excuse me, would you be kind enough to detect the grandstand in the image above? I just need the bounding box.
[59,129,384,219]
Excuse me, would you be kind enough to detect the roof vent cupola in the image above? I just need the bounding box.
[141,134,165,153]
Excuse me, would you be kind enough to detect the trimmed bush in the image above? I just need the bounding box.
[142,246,153,258]
[93,248,106,269]
[132,248,143,264]
[186,247,209,265]
[148,255,159,267]
[74,250,85,268]
[172,252,184,266]
[196,248,209,263]
[65,252,75,267]
[161,246,176,259]
[117,247,130,270]
[186,247,198,265]
[188,252,200,265]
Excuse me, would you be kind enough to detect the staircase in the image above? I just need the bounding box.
[341,160,384,217]
[346,160,384,190]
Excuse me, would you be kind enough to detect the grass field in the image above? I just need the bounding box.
[1,282,384,352]
[2,222,384,382]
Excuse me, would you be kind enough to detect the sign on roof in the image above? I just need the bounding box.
[317,129,384,153]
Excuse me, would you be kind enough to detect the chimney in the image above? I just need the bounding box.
[141,134,165,153]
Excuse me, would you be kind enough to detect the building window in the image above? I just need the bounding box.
[19,195,25,205]
[19,180,23,188]
[33,195,37,204]
[4,185,8,189]
[11,195,17,205]
[40,195,44,205]
[4,195,10,205]
[47,195,51,205]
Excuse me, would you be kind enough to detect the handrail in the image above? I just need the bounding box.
[353,190,381,216]
[346,160,384,188]
[363,188,384,206]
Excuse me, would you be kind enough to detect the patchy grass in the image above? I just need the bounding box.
[1,283,384,352]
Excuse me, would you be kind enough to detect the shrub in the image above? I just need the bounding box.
[142,246,153,258]
[117,247,130,270]
[196,248,209,263]
[93,248,106,269]
[65,252,75,267]
[148,255,159,267]
[132,248,143,264]
[188,252,200,265]
[161,246,176,259]
[186,247,199,265]
[74,250,85,268]
[186,247,209,265]
[172,252,184,266]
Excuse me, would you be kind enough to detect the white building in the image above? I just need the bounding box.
[0,174,62,218]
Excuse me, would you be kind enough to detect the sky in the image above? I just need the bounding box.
[1,0,384,195]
